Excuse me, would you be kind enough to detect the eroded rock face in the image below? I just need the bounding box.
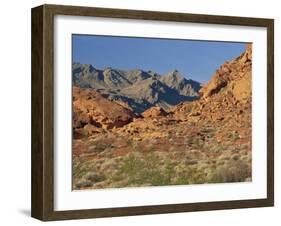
[171,44,252,124]
[73,86,136,138]
[199,44,252,101]
[141,106,169,118]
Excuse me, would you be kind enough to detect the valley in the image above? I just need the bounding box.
[72,44,252,190]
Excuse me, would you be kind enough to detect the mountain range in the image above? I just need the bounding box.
[72,63,201,113]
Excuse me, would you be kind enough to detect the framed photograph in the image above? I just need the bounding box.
[31,4,274,221]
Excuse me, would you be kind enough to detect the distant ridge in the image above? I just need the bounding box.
[72,63,201,113]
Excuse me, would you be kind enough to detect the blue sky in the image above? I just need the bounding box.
[72,34,247,83]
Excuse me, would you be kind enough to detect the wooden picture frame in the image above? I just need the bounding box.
[31,4,274,221]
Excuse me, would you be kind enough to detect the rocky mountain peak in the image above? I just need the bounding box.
[73,63,96,75]
[164,69,184,81]
[73,64,201,113]
[199,44,252,102]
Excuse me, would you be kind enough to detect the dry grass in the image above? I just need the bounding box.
[209,159,251,183]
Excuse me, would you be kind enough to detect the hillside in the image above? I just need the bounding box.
[72,44,252,190]
[73,86,136,139]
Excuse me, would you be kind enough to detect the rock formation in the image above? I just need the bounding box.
[199,44,252,101]
[72,86,136,138]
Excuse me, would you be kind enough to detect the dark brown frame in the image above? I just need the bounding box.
[31,4,274,221]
